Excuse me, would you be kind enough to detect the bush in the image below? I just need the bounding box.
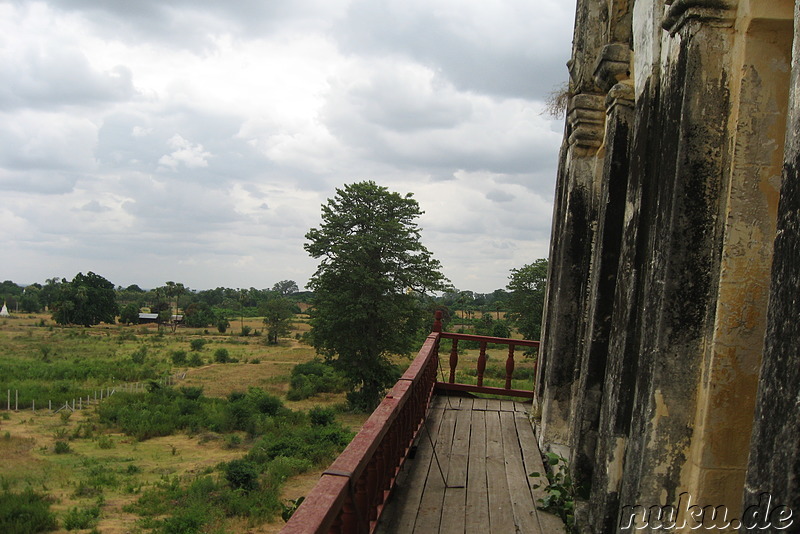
[309,406,336,427]
[131,345,147,364]
[223,459,259,492]
[214,348,230,363]
[286,359,348,401]
[179,386,203,400]
[248,423,352,466]
[0,489,58,534]
[188,353,203,367]
[170,350,187,365]
[54,441,71,454]
[189,339,206,352]
[63,505,100,530]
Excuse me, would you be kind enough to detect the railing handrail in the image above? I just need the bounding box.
[280,333,440,534]
[439,330,540,348]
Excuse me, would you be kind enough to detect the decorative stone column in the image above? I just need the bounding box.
[537,91,605,456]
[742,1,800,529]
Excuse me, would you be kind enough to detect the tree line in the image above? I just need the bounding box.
[1,181,548,411]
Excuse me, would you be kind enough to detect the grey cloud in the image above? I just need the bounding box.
[0,170,79,195]
[96,109,277,186]
[46,0,347,51]
[0,43,135,110]
[77,200,110,213]
[334,0,574,100]
[486,190,515,203]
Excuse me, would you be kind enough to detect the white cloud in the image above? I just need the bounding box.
[158,135,212,170]
[0,0,576,292]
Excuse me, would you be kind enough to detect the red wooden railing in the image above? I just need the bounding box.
[281,311,539,533]
[281,333,440,534]
[435,331,539,399]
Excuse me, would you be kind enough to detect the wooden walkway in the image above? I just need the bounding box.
[374,396,566,534]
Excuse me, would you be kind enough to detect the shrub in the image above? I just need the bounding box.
[248,423,352,466]
[179,386,203,400]
[63,505,100,530]
[223,459,259,492]
[216,316,230,334]
[131,345,147,364]
[286,359,348,401]
[170,350,187,365]
[223,434,242,449]
[54,441,71,454]
[0,489,58,534]
[189,339,206,352]
[309,406,336,427]
[213,348,230,363]
[188,353,203,367]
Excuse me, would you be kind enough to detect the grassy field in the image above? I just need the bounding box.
[0,313,533,533]
[0,313,367,534]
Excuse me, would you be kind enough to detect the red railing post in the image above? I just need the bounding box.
[505,344,516,390]
[449,339,459,383]
[433,310,443,332]
[477,341,487,387]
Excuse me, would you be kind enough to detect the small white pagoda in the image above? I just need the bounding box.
[0,301,9,317]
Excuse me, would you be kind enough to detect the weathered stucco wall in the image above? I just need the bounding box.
[743,0,800,527]
[535,0,798,532]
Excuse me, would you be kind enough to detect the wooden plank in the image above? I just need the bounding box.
[376,402,446,534]
[439,406,471,534]
[485,398,502,412]
[465,408,490,534]
[485,410,516,534]
[500,410,542,533]
[472,397,487,411]
[516,413,567,534]
[500,399,515,412]
[413,405,457,533]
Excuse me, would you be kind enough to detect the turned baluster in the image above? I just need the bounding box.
[505,344,516,389]
[477,341,487,387]
[340,495,357,533]
[367,457,378,521]
[355,476,369,532]
[449,339,459,383]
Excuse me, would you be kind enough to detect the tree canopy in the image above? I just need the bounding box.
[305,181,448,411]
[261,298,296,344]
[506,259,548,341]
[51,272,119,326]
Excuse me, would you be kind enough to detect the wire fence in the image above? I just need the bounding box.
[3,372,188,414]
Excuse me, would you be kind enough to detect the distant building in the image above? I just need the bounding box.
[137,313,159,324]
[0,302,9,317]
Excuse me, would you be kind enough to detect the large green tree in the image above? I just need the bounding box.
[52,272,119,326]
[261,298,295,344]
[305,181,448,411]
[506,259,548,341]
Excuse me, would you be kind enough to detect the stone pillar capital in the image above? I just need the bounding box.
[662,0,738,35]
[605,82,635,113]
[568,93,606,151]
[593,43,632,93]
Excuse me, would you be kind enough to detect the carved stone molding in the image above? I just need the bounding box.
[605,82,635,113]
[662,0,738,35]
[593,43,632,93]
[568,93,606,151]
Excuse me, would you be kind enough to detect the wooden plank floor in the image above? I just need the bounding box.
[374,396,566,534]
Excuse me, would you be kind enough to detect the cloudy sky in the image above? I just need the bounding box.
[1,0,575,294]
